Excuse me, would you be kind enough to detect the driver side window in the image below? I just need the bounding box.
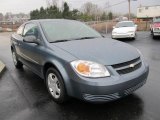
[23,23,39,39]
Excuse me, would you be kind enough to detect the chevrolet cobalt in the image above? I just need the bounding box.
[11,19,149,103]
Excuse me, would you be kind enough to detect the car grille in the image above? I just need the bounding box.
[112,57,142,75]
[83,93,120,102]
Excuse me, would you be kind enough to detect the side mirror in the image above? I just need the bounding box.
[23,35,39,45]
[113,26,116,29]
[135,24,138,27]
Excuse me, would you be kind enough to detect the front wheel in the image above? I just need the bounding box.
[46,68,68,103]
[152,33,156,39]
[151,30,153,35]
[131,35,136,40]
[12,50,23,69]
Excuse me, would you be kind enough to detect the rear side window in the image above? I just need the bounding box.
[17,25,24,35]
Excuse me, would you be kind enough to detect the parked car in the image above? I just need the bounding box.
[112,21,137,40]
[11,19,149,103]
[150,17,160,39]
[6,28,12,32]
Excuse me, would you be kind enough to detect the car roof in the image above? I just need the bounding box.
[29,19,78,23]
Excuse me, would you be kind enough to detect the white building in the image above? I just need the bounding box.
[137,5,160,18]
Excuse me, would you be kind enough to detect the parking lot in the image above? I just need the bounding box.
[0,31,160,120]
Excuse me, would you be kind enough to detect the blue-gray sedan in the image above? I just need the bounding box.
[11,19,149,103]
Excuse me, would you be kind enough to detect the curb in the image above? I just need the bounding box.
[0,60,6,78]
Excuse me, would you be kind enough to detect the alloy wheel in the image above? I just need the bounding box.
[12,52,17,65]
[47,73,61,99]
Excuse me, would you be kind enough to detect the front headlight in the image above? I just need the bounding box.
[71,60,110,78]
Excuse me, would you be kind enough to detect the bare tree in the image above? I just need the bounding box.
[46,0,58,7]
[81,2,102,17]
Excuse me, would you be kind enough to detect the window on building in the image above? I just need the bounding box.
[145,7,148,10]
[139,8,142,13]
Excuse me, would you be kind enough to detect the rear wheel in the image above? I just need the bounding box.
[46,67,68,103]
[12,50,23,69]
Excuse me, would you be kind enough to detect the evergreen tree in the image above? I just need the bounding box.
[62,2,70,19]
[39,7,46,19]
[108,12,113,20]
[101,12,107,20]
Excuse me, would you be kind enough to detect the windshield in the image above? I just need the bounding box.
[116,22,134,28]
[153,18,160,23]
[40,20,102,42]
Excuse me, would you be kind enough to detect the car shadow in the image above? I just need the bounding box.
[58,94,144,120]
[113,38,135,42]
[152,36,160,40]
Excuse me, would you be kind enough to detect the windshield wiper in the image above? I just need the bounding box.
[50,37,99,43]
[50,39,72,43]
[74,37,99,40]
[121,26,128,27]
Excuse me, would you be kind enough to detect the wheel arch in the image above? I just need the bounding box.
[11,44,16,52]
[11,45,14,51]
[42,60,72,96]
[43,62,59,78]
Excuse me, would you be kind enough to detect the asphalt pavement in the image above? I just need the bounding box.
[0,32,160,120]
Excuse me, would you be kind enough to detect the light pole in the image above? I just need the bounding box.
[106,1,109,34]
[128,0,137,20]
[128,0,131,20]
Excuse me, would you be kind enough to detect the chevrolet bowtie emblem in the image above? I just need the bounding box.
[129,64,135,68]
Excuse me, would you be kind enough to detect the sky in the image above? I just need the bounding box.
[0,0,159,14]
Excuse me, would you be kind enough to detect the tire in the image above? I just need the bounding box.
[46,67,68,103]
[132,33,137,40]
[132,37,135,40]
[11,50,23,69]
[152,33,156,39]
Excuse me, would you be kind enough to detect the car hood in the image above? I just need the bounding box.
[113,27,136,33]
[53,38,140,65]
[153,22,160,27]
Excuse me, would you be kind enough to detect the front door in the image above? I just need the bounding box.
[19,22,45,75]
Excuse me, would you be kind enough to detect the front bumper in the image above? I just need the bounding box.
[68,61,149,103]
[112,33,135,39]
[153,32,160,36]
